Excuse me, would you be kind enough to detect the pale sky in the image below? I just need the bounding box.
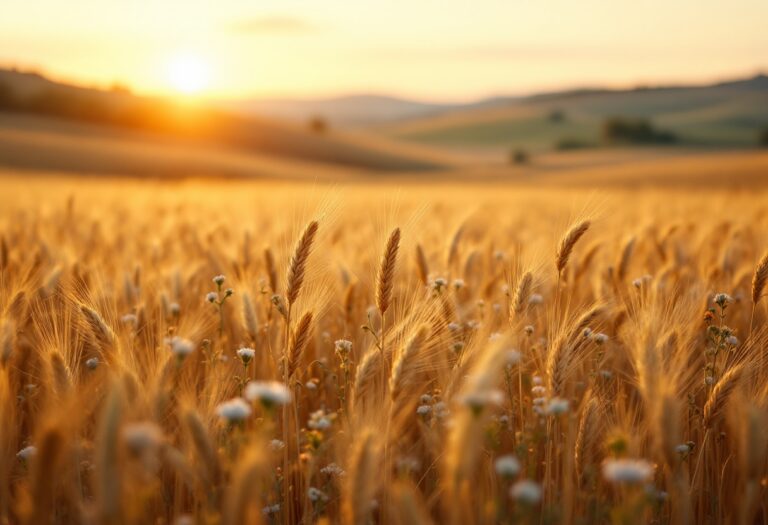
[1,0,766,101]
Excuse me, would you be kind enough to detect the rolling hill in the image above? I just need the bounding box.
[379,75,768,154]
[0,68,448,175]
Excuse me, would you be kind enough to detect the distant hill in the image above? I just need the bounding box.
[379,74,768,153]
[0,68,446,173]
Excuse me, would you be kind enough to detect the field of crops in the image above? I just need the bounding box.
[2,175,768,524]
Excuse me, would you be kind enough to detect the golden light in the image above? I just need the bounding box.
[166,53,210,95]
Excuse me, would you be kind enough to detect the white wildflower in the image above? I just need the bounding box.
[546,397,569,415]
[166,336,195,358]
[216,398,252,423]
[494,455,521,478]
[602,459,654,484]
[510,480,542,504]
[506,349,522,366]
[307,487,328,502]
[244,381,292,408]
[308,409,333,430]
[16,445,37,461]
[123,422,163,453]
[320,463,345,476]
[236,347,255,364]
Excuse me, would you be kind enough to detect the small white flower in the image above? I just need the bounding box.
[420,394,433,404]
[166,336,195,358]
[120,313,138,325]
[532,397,547,406]
[546,397,569,415]
[262,504,280,516]
[85,357,100,370]
[461,389,503,413]
[169,302,181,315]
[206,292,218,303]
[236,347,256,364]
[396,456,421,472]
[123,422,163,453]
[594,333,609,344]
[16,445,37,461]
[632,278,642,288]
[334,339,353,355]
[433,401,450,419]
[714,293,732,307]
[307,487,328,502]
[489,332,502,341]
[308,409,333,430]
[524,325,534,335]
[532,376,543,386]
[531,386,546,396]
[528,294,544,305]
[602,459,654,484]
[705,376,715,385]
[583,328,593,338]
[726,335,739,346]
[510,480,542,504]
[212,275,226,286]
[416,405,432,416]
[244,381,292,408]
[506,350,522,366]
[270,439,285,451]
[305,380,317,390]
[448,322,461,332]
[675,443,691,455]
[453,279,465,290]
[216,398,252,423]
[320,462,345,476]
[494,455,521,478]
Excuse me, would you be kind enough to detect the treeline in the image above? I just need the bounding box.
[0,80,215,135]
[601,117,677,144]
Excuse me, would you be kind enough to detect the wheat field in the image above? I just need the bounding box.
[2,175,768,524]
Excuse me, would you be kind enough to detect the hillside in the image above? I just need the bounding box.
[0,68,447,173]
[380,75,768,154]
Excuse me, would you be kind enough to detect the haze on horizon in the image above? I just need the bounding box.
[1,0,767,102]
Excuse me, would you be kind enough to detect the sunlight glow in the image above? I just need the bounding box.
[166,53,210,95]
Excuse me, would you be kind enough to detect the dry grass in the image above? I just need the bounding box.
[2,174,768,524]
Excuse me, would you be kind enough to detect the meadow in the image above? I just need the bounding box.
[1,173,768,525]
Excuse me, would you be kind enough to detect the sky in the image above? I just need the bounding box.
[1,0,767,102]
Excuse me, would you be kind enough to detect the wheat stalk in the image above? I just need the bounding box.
[377,228,401,316]
[511,271,533,316]
[703,364,743,428]
[287,312,313,378]
[286,221,319,306]
[752,252,768,305]
[556,220,591,273]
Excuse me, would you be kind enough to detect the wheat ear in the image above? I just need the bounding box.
[556,220,591,273]
[377,228,401,316]
[286,221,319,306]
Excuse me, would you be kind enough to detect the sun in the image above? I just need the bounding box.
[166,53,210,95]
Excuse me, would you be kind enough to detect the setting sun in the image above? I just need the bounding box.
[166,53,210,95]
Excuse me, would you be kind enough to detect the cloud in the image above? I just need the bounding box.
[229,15,317,35]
